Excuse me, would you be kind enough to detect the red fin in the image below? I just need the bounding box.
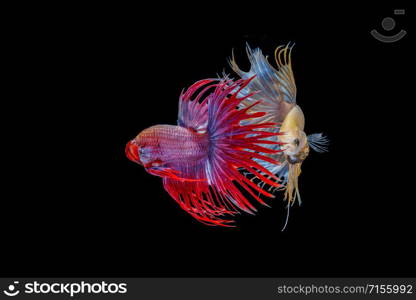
[146,166,205,182]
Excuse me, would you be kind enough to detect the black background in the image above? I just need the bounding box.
[3,4,413,277]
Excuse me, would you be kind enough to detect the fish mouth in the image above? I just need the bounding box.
[125,140,142,164]
[285,144,310,164]
[285,152,308,164]
[286,155,300,164]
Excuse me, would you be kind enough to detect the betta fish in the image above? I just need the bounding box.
[230,43,329,227]
[126,78,285,226]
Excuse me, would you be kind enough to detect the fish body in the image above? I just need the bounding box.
[127,125,208,180]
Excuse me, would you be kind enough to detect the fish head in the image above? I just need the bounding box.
[281,130,310,164]
[126,126,165,167]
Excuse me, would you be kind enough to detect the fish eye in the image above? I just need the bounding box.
[293,138,300,147]
[139,147,147,157]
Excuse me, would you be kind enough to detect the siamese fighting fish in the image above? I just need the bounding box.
[230,43,329,224]
[126,78,284,226]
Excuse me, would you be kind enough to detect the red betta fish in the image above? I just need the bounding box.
[125,77,283,226]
